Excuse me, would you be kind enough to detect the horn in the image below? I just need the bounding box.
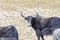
[34,10,39,16]
[21,11,26,18]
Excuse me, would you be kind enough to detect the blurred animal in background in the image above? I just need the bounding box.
[21,10,60,40]
[53,29,60,40]
[0,25,18,40]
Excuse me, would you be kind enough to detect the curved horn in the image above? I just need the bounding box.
[34,10,39,16]
[21,11,26,18]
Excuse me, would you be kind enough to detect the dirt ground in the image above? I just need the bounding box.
[0,0,60,40]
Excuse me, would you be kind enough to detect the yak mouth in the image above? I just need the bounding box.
[28,25,31,27]
[28,21,32,27]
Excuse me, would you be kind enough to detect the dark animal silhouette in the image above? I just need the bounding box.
[0,25,18,40]
[21,10,60,40]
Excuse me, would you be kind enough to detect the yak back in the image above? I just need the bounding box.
[42,17,60,35]
[47,17,60,31]
[31,16,49,30]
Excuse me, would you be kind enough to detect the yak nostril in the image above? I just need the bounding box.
[28,23,31,27]
[29,25,31,27]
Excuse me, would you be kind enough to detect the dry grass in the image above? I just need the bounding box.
[0,0,60,40]
[0,0,60,10]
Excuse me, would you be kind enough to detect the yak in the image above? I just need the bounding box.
[21,10,60,40]
[53,28,60,40]
[0,25,18,40]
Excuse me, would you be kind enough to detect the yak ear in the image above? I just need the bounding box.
[25,18,27,20]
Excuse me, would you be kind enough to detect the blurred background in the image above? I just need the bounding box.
[0,0,60,40]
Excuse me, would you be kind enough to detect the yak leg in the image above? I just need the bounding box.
[41,35,44,40]
[38,36,40,40]
[37,35,44,40]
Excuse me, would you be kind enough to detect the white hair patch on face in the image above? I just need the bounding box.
[26,16,33,26]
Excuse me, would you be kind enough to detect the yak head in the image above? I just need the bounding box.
[21,10,39,27]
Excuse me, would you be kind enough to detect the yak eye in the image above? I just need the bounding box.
[25,18,27,20]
